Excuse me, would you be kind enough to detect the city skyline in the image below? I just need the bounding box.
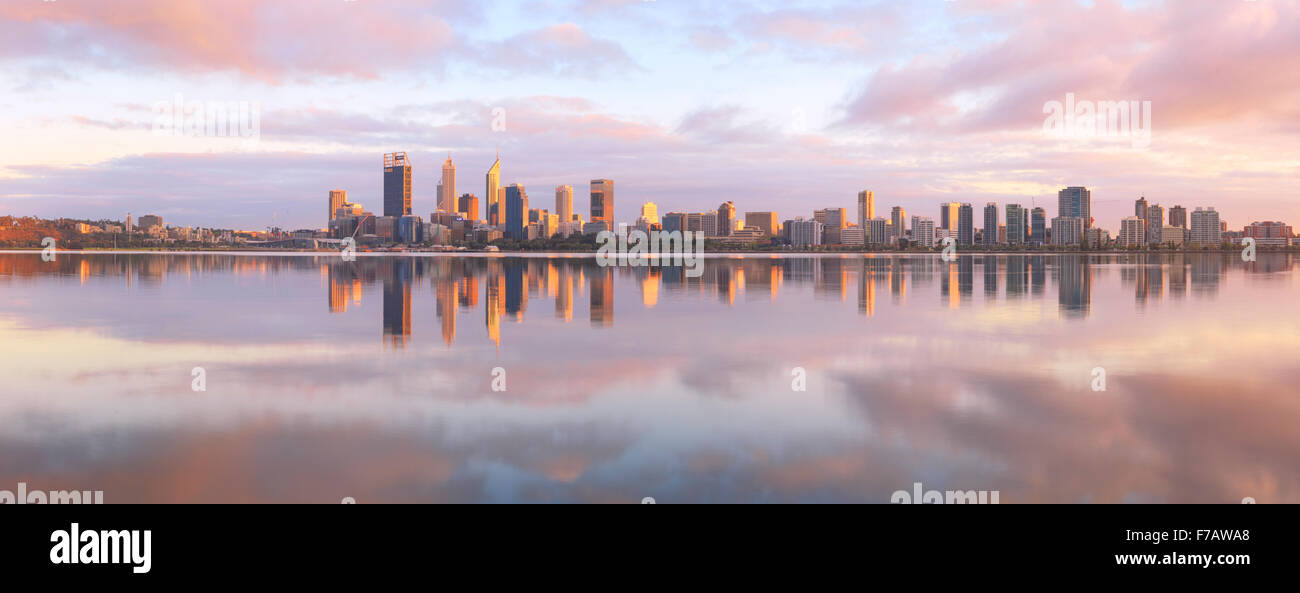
[1,1,1298,231]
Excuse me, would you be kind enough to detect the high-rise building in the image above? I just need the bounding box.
[1119,217,1145,247]
[940,202,961,230]
[329,190,347,223]
[1006,204,1027,245]
[639,201,660,226]
[983,203,999,245]
[486,155,501,226]
[716,201,734,235]
[912,216,935,248]
[383,152,412,218]
[744,212,778,236]
[1030,207,1046,245]
[867,218,888,245]
[1146,204,1164,244]
[817,207,847,229]
[789,218,824,247]
[1135,196,1149,221]
[590,179,614,225]
[957,203,974,246]
[139,214,163,230]
[556,185,573,224]
[505,184,529,240]
[890,206,907,243]
[1051,216,1083,245]
[1190,207,1222,246]
[857,190,875,228]
[458,194,480,223]
[662,212,686,233]
[1169,205,1188,229]
[125,213,133,235]
[1058,186,1091,230]
[439,154,456,214]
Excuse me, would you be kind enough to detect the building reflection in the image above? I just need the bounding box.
[14,252,1281,351]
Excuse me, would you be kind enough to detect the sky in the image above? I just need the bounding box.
[0,0,1297,232]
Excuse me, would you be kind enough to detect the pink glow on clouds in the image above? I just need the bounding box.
[0,0,1297,229]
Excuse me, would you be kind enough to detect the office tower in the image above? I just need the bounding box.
[1030,207,1046,245]
[983,203,999,245]
[817,207,847,229]
[789,218,825,247]
[1051,216,1083,245]
[745,212,778,237]
[700,212,718,237]
[555,185,573,224]
[485,155,501,225]
[439,154,456,214]
[505,184,529,240]
[1146,204,1164,244]
[125,213,133,235]
[1006,204,1027,245]
[663,212,686,233]
[940,201,961,230]
[890,206,907,243]
[383,152,412,218]
[716,201,734,235]
[957,203,974,245]
[1190,207,1222,246]
[867,218,888,245]
[1057,186,1091,229]
[641,202,660,226]
[912,216,935,248]
[1169,205,1188,229]
[857,190,875,228]
[329,190,347,222]
[458,194,480,223]
[1135,196,1148,221]
[139,214,163,230]
[1119,217,1145,247]
[590,179,614,225]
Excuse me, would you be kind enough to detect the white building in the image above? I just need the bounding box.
[789,218,825,247]
[1051,216,1083,246]
[1189,207,1222,246]
[1118,216,1144,247]
[912,216,935,248]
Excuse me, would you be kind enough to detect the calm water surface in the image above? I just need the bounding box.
[1,252,1297,503]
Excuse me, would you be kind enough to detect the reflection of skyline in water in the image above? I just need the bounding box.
[1,252,1297,503]
[0,253,1283,349]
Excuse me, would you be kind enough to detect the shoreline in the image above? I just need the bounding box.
[2,248,1292,257]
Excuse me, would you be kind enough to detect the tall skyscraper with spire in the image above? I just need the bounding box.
[486,153,500,226]
[439,154,456,214]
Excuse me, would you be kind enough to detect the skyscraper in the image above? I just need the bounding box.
[1030,207,1046,245]
[486,154,501,226]
[1058,186,1091,230]
[1006,204,1027,245]
[716,201,735,235]
[383,152,412,218]
[857,190,874,228]
[958,203,974,246]
[890,206,907,243]
[590,179,613,225]
[458,194,479,223]
[1146,204,1164,244]
[505,184,529,240]
[1190,207,1222,246]
[1169,205,1188,229]
[983,203,999,246]
[1135,196,1149,221]
[556,185,573,223]
[912,216,935,248]
[439,154,456,214]
[329,190,347,222]
[940,202,961,230]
